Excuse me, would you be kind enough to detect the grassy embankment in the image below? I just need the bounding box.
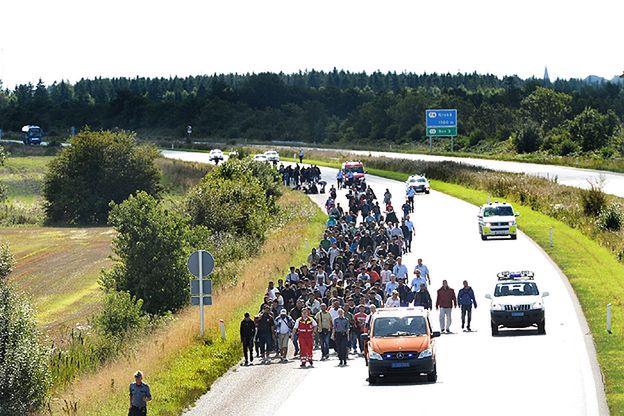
[47,189,326,415]
[285,155,623,414]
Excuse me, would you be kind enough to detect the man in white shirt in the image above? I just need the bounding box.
[266,281,279,301]
[393,257,408,280]
[414,258,431,285]
[384,274,399,297]
[285,266,299,284]
[410,269,428,292]
[380,263,392,284]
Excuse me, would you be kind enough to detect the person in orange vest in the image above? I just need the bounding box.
[293,307,318,368]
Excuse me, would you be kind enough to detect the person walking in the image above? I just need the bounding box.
[129,371,152,416]
[298,149,304,164]
[274,309,295,362]
[256,305,275,364]
[457,280,478,331]
[436,280,457,333]
[293,307,317,368]
[413,283,432,310]
[315,303,333,360]
[240,312,256,366]
[385,290,401,308]
[333,308,350,366]
[415,258,431,286]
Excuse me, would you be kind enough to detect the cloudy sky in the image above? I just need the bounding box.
[0,0,622,88]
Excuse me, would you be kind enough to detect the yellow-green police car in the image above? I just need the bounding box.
[478,201,519,240]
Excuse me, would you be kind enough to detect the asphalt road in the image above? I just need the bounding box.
[266,145,624,198]
[165,150,607,415]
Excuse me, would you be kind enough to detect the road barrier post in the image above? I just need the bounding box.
[549,227,553,248]
[607,304,612,334]
[220,319,226,340]
[305,238,308,250]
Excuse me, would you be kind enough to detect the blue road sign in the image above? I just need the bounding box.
[191,296,213,306]
[187,250,215,278]
[426,109,457,128]
[191,279,212,296]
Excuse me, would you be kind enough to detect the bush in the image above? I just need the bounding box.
[94,290,148,337]
[43,129,162,224]
[513,122,543,153]
[0,282,51,414]
[0,242,15,280]
[580,179,607,217]
[558,138,580,156]
[103,192,191,315]
[597,203,624,231]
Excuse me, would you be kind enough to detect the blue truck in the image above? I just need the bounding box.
[22,125,43,145]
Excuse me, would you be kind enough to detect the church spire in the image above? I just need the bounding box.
[543,66,551,83]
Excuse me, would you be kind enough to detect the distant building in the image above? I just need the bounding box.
[543,66,550,83]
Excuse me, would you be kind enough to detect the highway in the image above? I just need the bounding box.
[269,145,624,198]
[163,150,608,416]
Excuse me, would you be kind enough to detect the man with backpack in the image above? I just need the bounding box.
[274,309,295,362]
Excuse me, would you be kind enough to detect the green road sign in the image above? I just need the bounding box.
[427,127,457,137]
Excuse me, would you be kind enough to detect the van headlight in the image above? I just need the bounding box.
[509,221,516,226]
[491,304,504,311]
[531,301,544,310]
[485,222,492,227]
[369,351,383,361]
[418,348,432,359]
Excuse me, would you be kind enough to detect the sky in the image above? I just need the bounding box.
[0,0,623,89]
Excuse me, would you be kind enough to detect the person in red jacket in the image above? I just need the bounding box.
[293,307,318,368]
[436,280,457,333]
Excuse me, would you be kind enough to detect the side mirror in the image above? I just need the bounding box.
[477,215,482,219]
[432,331,441,338]
[362,334,370,341]
[485,294,492,299]
[515,212,520,217]
[542,292,549,297]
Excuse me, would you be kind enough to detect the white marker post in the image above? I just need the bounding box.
[199,250,204,337]
[220,319,226,340]
[550,227,553,248]
[607,303,612,334]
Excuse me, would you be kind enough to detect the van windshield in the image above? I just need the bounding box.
[494,282,539,297]
[345,166,364,174]
[373,316,427,337]
[484,206,514,217]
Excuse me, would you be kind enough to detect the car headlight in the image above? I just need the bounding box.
[418,348,432,359]
[485,222,492,227]
[509,221,516,226]
[369,351,383,361]
[491,303,504,311]
[531,301,544,310]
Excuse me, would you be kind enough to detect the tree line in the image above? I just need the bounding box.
[0,71,623,155]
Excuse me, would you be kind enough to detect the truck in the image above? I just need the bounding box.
[22,125,43,145]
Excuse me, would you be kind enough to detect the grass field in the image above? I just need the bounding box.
[46,189,327,415]
[286,156,623,413]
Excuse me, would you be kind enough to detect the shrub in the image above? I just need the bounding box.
[580,179,607,217]
[513,122,543,153]
[558,138,580,156]
[103,192,191,315]
[597,203,624,231]
[0,282,51,414]
[43,129,162,224]
[0,242,15,280]
[94,290,148,337]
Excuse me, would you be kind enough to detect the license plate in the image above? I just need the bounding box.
[391,362,410,368]
[494,230,508,235]
[511,312,525,317]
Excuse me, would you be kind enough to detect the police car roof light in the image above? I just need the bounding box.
[497,270,535,281]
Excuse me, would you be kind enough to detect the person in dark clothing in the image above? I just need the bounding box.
[457,280,478,331]
[240,312,257,365]
[255,306,275,364]
[413,283,432,310]
[290,299,305,355]
[397,278,412,307]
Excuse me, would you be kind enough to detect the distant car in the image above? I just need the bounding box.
[252,154,269,163]
[406,175,430,194]
[342,161,366,187]
[363,306,440,385]
[208,149,224,162]
[478,201,519,240]
[485,271,549,336]
[264,150,280,162]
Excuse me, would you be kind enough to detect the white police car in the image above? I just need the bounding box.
[478,201,519,240]
[485,271,549,336]
[406,175,430,194]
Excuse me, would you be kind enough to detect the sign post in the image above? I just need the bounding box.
[426,109,458,152]
[187,250,215,337]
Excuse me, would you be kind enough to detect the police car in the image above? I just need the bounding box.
[406,175,430,194]
[477,201,519,240]
[485,271,549,336]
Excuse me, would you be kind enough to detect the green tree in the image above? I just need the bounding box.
[43,129,162,224]
[0,276,51,414]
[513,122,543,153]
[0,242,15,280]
[568,107,611,152]
[102,192,191,315]
[93,290,147,337]
[0,145,7,203]
[520,86,571,132]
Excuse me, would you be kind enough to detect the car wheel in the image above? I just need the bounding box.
[491,321,499,336]
[368,373,378,385]
[538,320,546,335]
[510,234,517,240]
[425,190,430,194]
[481,234,487,241]
[427,364,437,383]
